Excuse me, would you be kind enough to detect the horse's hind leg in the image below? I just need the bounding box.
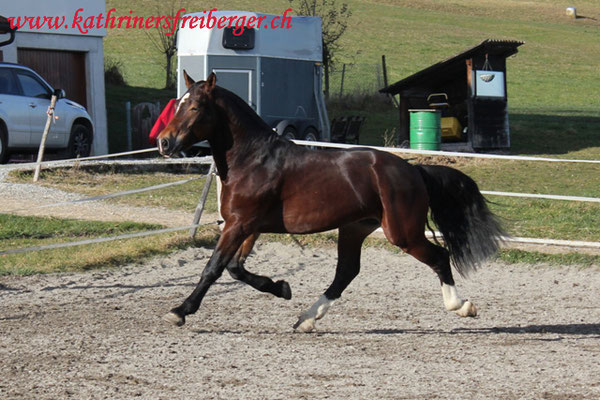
[294,220,378,333]
[226,233,292,300]
[379,195,476,318]
[402,236,477,317]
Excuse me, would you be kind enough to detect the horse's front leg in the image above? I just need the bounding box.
[226,233,292,300]
[164,223,247,327]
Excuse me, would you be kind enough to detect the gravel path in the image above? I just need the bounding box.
[1,242,599,399]
[1,161,599,399]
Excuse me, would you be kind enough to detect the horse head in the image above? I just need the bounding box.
[157,70,220,157]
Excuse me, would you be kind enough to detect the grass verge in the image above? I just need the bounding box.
[0,214,220,276]
[11,157,598,243]
[2,213,597,277]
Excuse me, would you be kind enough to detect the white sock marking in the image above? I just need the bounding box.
[441,283,465,311]
[295,295,336,331]
[307,294,335,320]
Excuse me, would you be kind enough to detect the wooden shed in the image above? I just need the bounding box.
[380,39,523,151]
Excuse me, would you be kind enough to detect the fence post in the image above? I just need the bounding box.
[33,94,58,182]
[125,101,132,151]
[382,55,399,108]
[339,64,346,98]
[190,161,216,239]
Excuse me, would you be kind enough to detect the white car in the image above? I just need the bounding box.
[0,63,94,163]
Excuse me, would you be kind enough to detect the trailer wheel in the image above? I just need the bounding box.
[282,126,297,140]
[303,127,320,142]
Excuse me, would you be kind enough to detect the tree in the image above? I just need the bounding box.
[145,1,181,90]
[288,0,352,99]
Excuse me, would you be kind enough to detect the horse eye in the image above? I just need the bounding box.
[191,107,200,111]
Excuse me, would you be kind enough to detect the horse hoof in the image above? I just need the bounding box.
[293,317,316,333]
[163,311,186,326]
[455,301,477,317]
[276,280,292,300]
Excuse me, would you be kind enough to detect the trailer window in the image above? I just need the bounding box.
[222,27,255,50]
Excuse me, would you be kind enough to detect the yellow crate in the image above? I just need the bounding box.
[441,117,462,141]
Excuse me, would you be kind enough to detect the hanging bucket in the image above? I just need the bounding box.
[409,109,441,151]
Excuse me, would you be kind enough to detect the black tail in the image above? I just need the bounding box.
[415,164,506,277]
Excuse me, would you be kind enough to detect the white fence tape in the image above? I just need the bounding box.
[2,140,599,256]
[292,139,600,164]
[8,148,158,170]
[417,230,600,249]
[481,190,600,203]
[2,225,598,256]
[0,223,211,256]
[0,152,215,172]
[503,236,600,249]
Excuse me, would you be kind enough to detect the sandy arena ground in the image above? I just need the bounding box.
[1,241,599,399]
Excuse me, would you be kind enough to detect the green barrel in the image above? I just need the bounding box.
[409,110,441,151]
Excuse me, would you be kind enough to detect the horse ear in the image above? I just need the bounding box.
[204,72,217,93]
[183,70,195,89]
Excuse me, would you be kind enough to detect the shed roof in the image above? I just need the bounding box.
[380,39,523,95]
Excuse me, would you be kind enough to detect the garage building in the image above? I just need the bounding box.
[0,1,108,155]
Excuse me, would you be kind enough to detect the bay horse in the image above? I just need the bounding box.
[157,71,505,332]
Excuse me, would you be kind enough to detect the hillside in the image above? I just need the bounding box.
[104,0,600,156]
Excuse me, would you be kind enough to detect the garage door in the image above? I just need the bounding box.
[17,48,87,108]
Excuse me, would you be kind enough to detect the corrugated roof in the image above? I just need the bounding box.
[380,39,523,95]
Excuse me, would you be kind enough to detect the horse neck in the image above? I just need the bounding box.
[208,92,272,181]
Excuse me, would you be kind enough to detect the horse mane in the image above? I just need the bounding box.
[211,85,296,169]
[213,86,272,135]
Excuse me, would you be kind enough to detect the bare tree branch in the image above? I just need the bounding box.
[289,0,352,98]
[144,0,181,89]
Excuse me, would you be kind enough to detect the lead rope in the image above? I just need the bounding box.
[482,53,493,71]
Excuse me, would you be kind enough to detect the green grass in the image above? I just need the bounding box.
[459,160,600,198]
[457,159,600,241]
[0,213,217,275]
[497,249,600,267]
[0,213,161,242]
[9,163,600,244]
[509,112,600,158]
[103,0,600,155]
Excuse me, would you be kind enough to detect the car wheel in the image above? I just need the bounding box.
[282,126,296,141]
[0,123,8,164]
[303,127,320,142]
[67,124,92,159]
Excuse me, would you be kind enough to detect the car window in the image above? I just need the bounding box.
[0,68,20,95]
[16,72,51,99]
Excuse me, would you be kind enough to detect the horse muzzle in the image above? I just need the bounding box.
[158,137,176,157]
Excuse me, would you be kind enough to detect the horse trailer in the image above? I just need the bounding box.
[176,10,330,141]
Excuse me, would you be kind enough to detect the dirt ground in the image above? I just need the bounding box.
[1,241,599,400]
